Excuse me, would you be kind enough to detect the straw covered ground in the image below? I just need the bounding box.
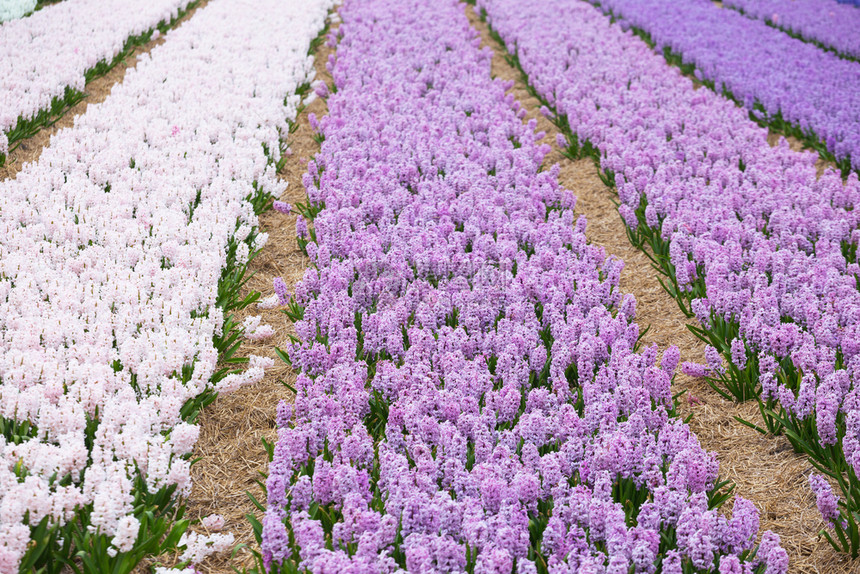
[164,17,340,572]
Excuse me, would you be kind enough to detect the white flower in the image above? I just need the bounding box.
[178,531,235,564]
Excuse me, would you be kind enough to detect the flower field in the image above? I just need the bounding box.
[1,0,860,572]
[722,0,860,60]
[0,0,200,166]
[588,0,860,175]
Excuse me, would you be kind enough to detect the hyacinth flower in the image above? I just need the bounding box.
[809,474,859,556]
[0,0,35,23]
[723,0,860,61]
[261,0,788,571]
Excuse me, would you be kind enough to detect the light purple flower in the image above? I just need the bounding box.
[809,474,841,527]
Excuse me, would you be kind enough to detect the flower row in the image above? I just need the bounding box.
[478,0,860,556]
[589,0,860,174]
[0,0,36,23]
[262,0,787,571]
[0,0,195,165]
[723,0,860,60]
[0,0,332,571]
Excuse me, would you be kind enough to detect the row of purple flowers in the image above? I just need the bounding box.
[590,0,860,175]
[477,0,860,558]
[724,0,860,61]
[261,0,787,571]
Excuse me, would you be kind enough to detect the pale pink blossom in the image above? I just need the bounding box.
[178,531,235,564]
[242,315,276,341]
[257,294,280,310]
[201,514,225,532]
[111,515,141,552]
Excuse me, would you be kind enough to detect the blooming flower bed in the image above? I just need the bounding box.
[588,0,860,174]
[0,0,197,166]
[723,0,860,60]
[0,0,332,571]
[261,0,788,571]
[0,0,36,23]
[478,0,860,557]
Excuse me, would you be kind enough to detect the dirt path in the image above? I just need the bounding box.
[465,5,853,573]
